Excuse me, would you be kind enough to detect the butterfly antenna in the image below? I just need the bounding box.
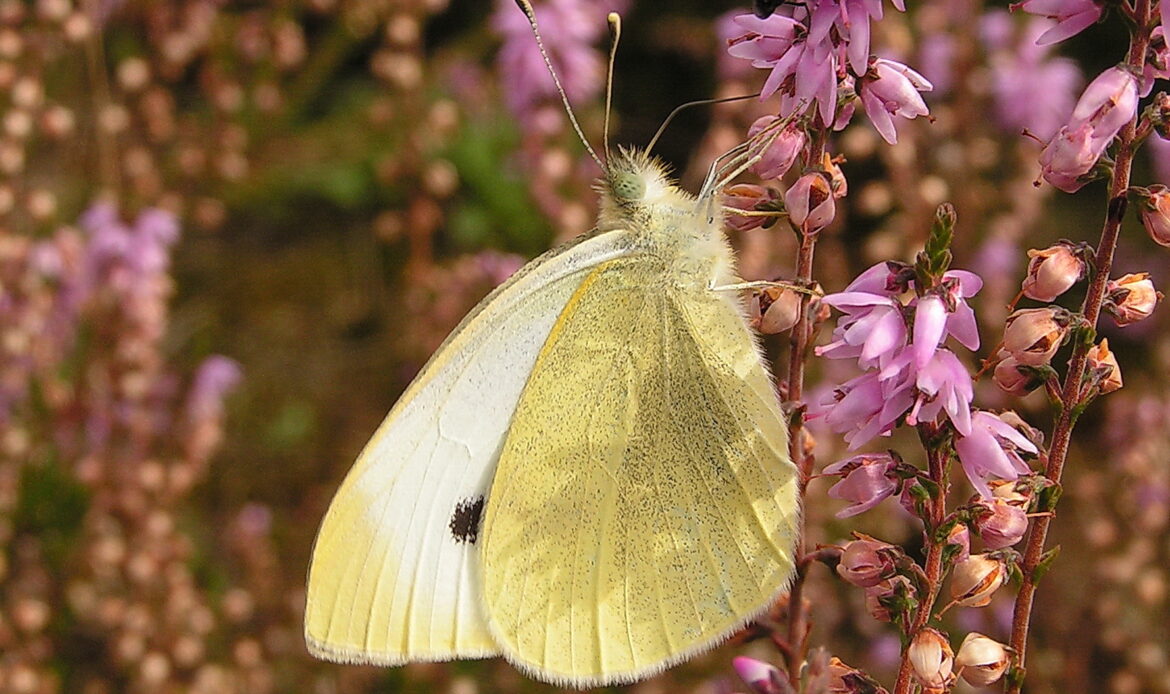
[646,93,760,157]
[603,12,620,157]
[513,0,605,171]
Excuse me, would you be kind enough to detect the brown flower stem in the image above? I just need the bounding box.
[893,426,950,694]
[781,131,827,686]
[1006,4,1151,690]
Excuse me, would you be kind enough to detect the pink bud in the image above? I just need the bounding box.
[908,628,955,691]
[824,453,900,517]
[748,115,806,180]
[1038,123,1104,193]
[992,353,1045,396]
[1021,243,1086,302]
[1138,184,1170,246]
[836,537,896,587]
[1003,308,1068,366]
[733,656,786,694]
[973,498,1029,549]
[1104,272,1162,325]
[1087,338,1123,394]
[749,285,803,334]
[724,183,781,232]
[1069,67,1139,145]
[945,523,971,563]
[863,576,914,623]
[785,172,835,234]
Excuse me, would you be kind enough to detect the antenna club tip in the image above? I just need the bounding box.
[607,12,621,29]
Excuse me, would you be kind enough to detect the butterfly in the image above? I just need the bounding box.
[304,3,800,688]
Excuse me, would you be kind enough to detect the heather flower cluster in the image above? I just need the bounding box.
[727,0,930,143]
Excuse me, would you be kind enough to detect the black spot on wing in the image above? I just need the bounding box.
[449,496,485,544]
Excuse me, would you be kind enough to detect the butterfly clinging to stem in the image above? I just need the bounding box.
[304,1,801,686]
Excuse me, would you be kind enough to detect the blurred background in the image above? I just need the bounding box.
[0,0,1167,693]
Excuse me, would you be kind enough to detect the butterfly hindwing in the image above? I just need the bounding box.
[480,256,800,686]
[304,231,635,665]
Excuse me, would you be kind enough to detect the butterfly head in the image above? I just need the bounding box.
[597,147,693,231]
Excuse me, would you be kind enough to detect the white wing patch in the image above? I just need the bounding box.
[305,231,634,664]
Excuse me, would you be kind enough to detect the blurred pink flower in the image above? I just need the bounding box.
[825,453,901,517]
[982,11,1082,140]
[954,411,1038,497]
[492,0,627,122]
[1012,0,1104,45]
[858,58,933,144]
[186,355,243,423]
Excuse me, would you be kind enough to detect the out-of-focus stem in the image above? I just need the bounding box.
[782,129,827,686]
[1006,3,1151,690]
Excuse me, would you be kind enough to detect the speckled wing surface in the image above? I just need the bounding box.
[304,231,633,665]
[480,255,800,686]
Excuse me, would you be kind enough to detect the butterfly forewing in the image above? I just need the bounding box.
[480,256,800,686]
[304,231,635,665]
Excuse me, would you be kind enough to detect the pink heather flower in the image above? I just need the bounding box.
[904,348,974,436]
[733,656,786,694]
[1070,66,1139,145]
[726,13,804,95]
[748,115,806,180]
[912,295,948,369]
[859,58,933,144]
[982,11,1082,140]
[843,260,914,296]
[1012,0,1104,46]
[954,410,1039,497]
[820,370,915,448]
[824,453,901,517]
[816,291,907,369]
[1038,122,1103,192]
[785,171,836,233]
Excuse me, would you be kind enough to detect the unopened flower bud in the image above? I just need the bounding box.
[989,479,1032,507]
[864,576,914,623]
[836,536,896,587]
[786,172,835,234]
[1022,243,1086,302]
[1104,272,1161,326]
[826,656,886,694]
[1087,338,1123,394]
[955,632,1011,687]
[945,523,970,563]
[1003,308,1069,366]
[724,183,783,232]
[993,352,1046,396]
[1138,184,1170,246]
[749,115,805,180]
[908,628,954,691]
[824,453,900,518]
[733,656,786,694]
[950,554,1008,607]
[750,285,802,334]
[973,498,1029,549]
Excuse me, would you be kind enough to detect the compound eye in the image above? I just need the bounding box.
[612,172,645,202]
